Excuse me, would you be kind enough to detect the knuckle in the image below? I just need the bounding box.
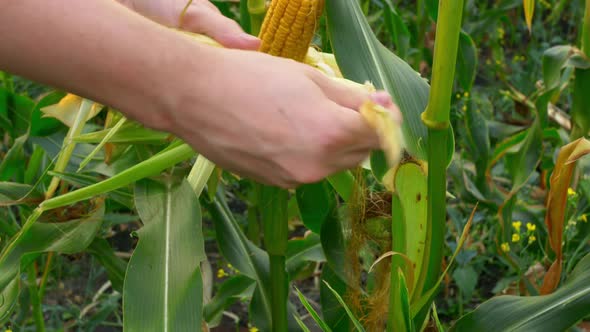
[315,128,344,154]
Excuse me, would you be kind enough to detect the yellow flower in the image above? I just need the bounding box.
[462,105,467,112]
[512,233,521,243]
[568,188,576,196]
[495,59,502,65]
[581,214,588,223]
[526,222,536,232]
[512,221,522,231]
[528,235,536,244]
[501,242,510,253]
[217,268,228,279]
[464,92,470,98]
[456,93,462,99]
[249,327,259,332]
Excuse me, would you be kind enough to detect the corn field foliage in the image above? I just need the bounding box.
[1,0,590,331]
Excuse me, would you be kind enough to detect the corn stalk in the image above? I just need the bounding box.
[415,0,465,325]
[570,0,590,139]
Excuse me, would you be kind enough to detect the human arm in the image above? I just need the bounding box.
[0,0,400,188]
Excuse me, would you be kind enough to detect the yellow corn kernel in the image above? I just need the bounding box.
[258,0,324,62]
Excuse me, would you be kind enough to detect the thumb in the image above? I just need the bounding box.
[182,5,260,50]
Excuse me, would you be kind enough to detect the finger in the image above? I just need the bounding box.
[327,103,381,150]
[309,71,370,110]
[182,5,260,50]
[370,91,403,124]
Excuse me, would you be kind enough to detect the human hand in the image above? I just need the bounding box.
[120,0,260,50]
[168,47,402,188]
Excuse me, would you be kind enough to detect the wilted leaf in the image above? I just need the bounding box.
[541,138,590,294]
[40,94,102,127]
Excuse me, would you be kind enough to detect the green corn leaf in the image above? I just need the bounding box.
[48,171,134,208]
[450,252,590,332]
[123,178,205,331]
[322,280,366,332]
[73,123,169,144]
[326,0,454,163]
[203,275,255,326]
[286,233,325,275]
[0,200,104,319]
[391,162,428,299]
[456,32,478,91]
[296,287,333,332]
[86,238,128,293]
[296,180,336,234]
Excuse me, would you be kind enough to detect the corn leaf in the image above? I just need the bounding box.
[123,178,205,331]
[40,94,102,127]
[286,233,325,275]
[326,0,454,163]
[456,32,478,91]
[296,180,337,234]
[320,264,351,331]
[322,280,366,332]
[389,162,428,298]
[296,287,333,332]
[540,138,590,294]
[523,0,535,32]
[0,199,104,319]
[203,275,255,326]
[86,238,128,292]
[450,252,590,332]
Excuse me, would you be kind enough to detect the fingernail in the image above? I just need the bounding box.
[370,91,393,107]
[241,34,261,44]
[370,91,402,124]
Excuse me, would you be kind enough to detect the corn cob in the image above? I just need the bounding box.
[258,0,325,62]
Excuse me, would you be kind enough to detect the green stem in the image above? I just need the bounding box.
[247,0,266,36]
[570,0,590,139]
[27,265,45,332]
[417,0,464,325]
[422,128,448,290]
[46,99,94,199]
[261,185,288,331]
[269,254,288,331]
[38,252,53,300]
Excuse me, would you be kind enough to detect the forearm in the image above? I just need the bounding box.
[0,0,210,130]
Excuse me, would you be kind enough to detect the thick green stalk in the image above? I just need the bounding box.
[261,185,288,331]
[570,0,590,139]
[269,254,288,330]
[419,0,464,322]
[27,265,45,332]
[248,0,266,36]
